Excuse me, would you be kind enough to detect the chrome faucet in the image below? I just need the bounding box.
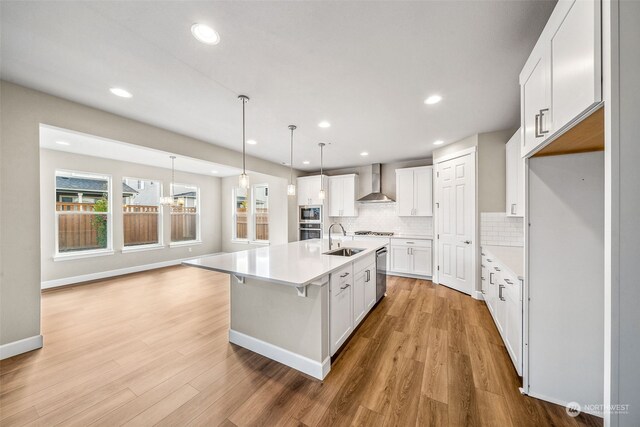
[328,223,346,250]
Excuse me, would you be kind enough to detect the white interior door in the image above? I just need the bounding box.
[436,153,475,295]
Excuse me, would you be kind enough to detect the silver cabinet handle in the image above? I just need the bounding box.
[340,272,350,278]
[535,113,542,138]
[481,264,485,268]
[481,290,486,294]
[406,242,415,244]
[504,278,513,284]
[539,108,550,134]
[463,240,471,244]
[365,270,370,282]
[487,258,493,262]
[410,248,414,255]
[481,276,485,281]
[494,267,501,272]
[489,272,494,285]
[499,284,505,301]
[511,204,517,215]
[340,283,350,290]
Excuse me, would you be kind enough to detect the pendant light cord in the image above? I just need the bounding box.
[289,125,296,185]
[242,99,246,174]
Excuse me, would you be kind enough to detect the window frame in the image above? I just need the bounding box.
[121,176,164,252]
[169,183,201,246]
[54,169,114,260]
[231,184,270,245]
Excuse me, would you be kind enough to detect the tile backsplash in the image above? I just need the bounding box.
[481,212,524,247]
[330,203,433,236]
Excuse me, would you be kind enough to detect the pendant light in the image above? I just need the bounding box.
[160,155,177,206]
[318,142,326,200]
[238,95,250,189]
[287,125,297,196]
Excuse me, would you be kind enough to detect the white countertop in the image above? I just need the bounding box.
[482,245,524,280]
[344,233,433,240]
[183,239,386,287]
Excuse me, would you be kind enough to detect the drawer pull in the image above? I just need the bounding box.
[494,267,501,272]
[340,272,350,278]
[340,284,350,290]
[499,284,505,301]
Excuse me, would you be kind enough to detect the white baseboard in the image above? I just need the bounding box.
[41,253,223,289]
[387,272,433,280]
[526,391,603,418]
[0,335,43,360]
[473,291,485,300]
[229,329,330,380]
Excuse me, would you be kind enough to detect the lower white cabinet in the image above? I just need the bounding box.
[389,238,432,277]
[330,265,353,355]
[481,249,522,375]
[330,253,377,356]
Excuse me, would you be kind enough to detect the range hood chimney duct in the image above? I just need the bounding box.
[356,163,395,203]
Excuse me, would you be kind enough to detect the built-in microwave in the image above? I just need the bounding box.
[299,205,322,223]
[299,223,322,240]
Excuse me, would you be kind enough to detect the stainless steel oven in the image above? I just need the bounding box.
[299,223,322,240]
[299,205,322,223]
[376,247,387,302]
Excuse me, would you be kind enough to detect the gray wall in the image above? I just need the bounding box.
[40,149,222,282]
[313,158,433,201]
[0,81,299,347]
[221,172,289,253]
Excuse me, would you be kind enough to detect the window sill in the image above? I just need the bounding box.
[169,240,202,248]
[231,239,270,246]
[54,249,115,262]
[122,244,165,254]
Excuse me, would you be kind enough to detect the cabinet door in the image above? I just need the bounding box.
[396,169,414,216]
[504,280,522,375]
[505,132,524,217]
[481,259,487,297]
[353,271,366,327]
[297,178,313,206]
[486,266,497,317]
[364,263,377,311]
[551,0,601,133]
[342,176,357,217]
[412,246,432,276]
[328,177,343,216]
[413,167,433,216]
[495,276,507,336]
[521,48,550,157]
[390,246,411,272]
[330,278,353,355]
[309,176,324,206]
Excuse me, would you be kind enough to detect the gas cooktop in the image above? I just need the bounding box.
[354,231,394,236]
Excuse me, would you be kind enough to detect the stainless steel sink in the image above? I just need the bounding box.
[324,247,365,257]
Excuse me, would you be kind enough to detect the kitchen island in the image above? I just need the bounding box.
[183,239,386,380]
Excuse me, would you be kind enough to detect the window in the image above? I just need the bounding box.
[55,170,112,255]
[232,184,269,243]
[122,178,162,248]
[171,184,199,243]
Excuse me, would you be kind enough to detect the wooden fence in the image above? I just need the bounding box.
[236,208,269,241]
[56,202,199,251]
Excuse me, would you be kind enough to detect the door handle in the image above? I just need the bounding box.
[499,284,505,301]
[539,108,549,134]
[462,240,472,245]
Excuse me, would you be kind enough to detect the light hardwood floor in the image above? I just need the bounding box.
[0,266,602,426]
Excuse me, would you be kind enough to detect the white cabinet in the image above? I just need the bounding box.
[353,253,376,327]
[481,249,522,375]
[364,262,376,311]
[328,174,358,217]
[330,265,353,355]
[506,130,524,217]
[297,175,328,206]
[389,238,432,277]
[396,166,433,217]
[520,0,601,158]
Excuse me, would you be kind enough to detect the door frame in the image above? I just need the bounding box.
[432,146,479,298]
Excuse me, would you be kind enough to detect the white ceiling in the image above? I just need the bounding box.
[40,125,243,178]
[1,1,555,171]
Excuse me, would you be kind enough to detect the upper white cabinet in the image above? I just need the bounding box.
[506,130,524,217]
[328,174,358,217]
[396,166,433,217]
[520,0,601,158]
[297,175,328,206]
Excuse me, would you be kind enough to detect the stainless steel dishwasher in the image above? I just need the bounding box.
[375,247,387,302]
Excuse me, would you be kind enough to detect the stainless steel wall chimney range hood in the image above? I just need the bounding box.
[357,163,395,203]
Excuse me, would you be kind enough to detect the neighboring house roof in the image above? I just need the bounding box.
[173,191,196,198]
[56,176,137,195]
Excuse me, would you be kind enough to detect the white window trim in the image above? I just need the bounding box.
[54,169,113,258]
[122,176,163,249]
[231,184,270,244]
[170,183,201,244]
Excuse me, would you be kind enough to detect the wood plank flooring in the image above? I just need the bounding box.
[0,266,602,426]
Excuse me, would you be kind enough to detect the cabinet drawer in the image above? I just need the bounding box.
[390,238,430,248]
[331,265,353,294]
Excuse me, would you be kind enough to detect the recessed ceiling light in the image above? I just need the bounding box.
[211,170,219,174]
[360,152,369,156]
[109,87,132,98]
[433,140,444,145]
[56,140,70,146]
[303,160,310,165]
[191,23,220,45]
[424,95,442,105]
[318,121,331,128]
[247,139,257,145]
